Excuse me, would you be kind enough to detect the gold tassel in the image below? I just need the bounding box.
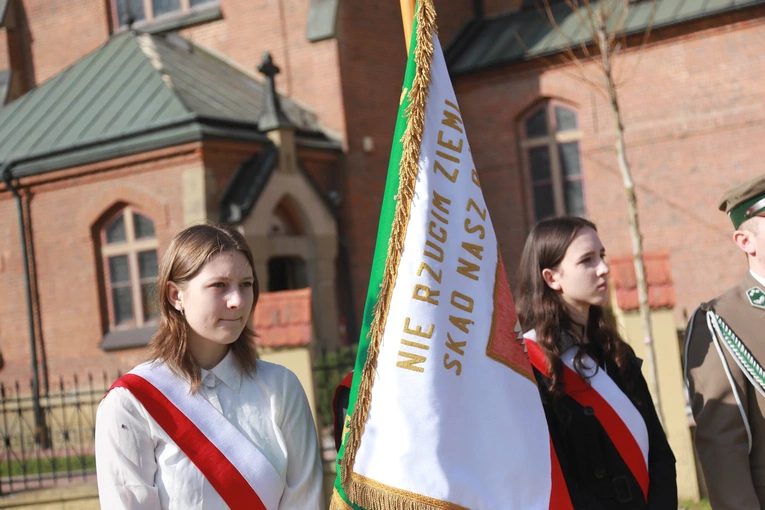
[346,473,469,510]
[330,489,354,510]
[340,1,449,509]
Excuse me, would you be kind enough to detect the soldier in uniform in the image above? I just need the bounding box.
[685,174,765,509]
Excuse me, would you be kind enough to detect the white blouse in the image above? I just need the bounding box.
[95,353,323,509]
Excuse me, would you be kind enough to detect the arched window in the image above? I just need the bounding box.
[520,101,585,221]
[100,207,160,330]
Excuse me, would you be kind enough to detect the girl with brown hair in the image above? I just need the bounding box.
[517,216,676,509]
[95,223,322,509]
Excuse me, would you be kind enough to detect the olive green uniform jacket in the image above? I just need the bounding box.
[685,272,765,509]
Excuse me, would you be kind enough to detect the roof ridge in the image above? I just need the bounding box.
[185,36,343,141]
[448,0,765,76]
[186,39,317,114]
[135,33,192,115]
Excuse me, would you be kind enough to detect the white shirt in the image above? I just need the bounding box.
[751,269,765,288]
[95,353,323,509]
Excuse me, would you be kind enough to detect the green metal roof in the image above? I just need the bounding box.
[446,0,765,75]
[0,0,8,28]
[0,69,9,105]
[0,32,339,177]
[219,142,279,223]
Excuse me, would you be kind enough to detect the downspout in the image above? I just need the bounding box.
[338,232,358,347]
[22,194,48,395]
[1,163,46,443]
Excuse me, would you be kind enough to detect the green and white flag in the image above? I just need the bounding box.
[331,2,566,509]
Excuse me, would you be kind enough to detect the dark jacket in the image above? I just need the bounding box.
[535,350,677,509]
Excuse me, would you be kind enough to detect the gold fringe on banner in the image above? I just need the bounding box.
[339,0,443,509]
[346,473,471,510]
[330,489,354,510]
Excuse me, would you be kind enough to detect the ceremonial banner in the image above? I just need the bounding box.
[332,1,570,508]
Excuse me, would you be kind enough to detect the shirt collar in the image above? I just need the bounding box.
[750,269,765,289]
[201,349,242,393]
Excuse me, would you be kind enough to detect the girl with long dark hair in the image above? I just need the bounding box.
[517,216,676,509]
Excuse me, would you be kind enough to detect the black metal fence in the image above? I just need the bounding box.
[0,345,361,495]
[313,344,358,430]
[312,343,357,470]
[0,372,111,494]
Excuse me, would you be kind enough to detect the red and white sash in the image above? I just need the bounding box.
[111,362,284,510]
[525,332,650,501]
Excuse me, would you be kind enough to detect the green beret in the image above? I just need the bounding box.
[719,174,765,229]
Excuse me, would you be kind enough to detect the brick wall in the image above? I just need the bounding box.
[3,0,765,373]
[453,14,765,325]
[0,148,200,386]
[431,0,475,45]
[180,0,347,137]
[0,28,8,70]
[331,0,410,327]
[4,0,346,137]
[22,0,109,86]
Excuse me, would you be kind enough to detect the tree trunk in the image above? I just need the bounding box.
[597,20,664,424]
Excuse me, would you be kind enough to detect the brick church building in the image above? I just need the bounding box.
[0,0,763,405]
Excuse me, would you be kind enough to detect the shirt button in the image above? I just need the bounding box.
[583,406,594,416]
[594,468,605,480]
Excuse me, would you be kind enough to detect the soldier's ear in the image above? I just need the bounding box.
[734,229,756,257]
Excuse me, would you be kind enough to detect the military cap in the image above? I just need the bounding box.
[719,174,765,229]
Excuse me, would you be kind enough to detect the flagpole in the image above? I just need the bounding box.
[400,0,416,53]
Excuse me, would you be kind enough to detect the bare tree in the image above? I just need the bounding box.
[537,0,664,421]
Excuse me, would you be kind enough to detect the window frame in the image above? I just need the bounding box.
[108,0,221,33]
[100,206,160,332]
[519,99,586,224]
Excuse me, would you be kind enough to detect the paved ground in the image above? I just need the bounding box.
[0,482,98,509]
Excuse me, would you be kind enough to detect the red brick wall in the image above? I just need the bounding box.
[22,0,109,86]
[0,29,8,70]
[5,0,765,370]
[298,148,342,196]
[0,139,345,384]
[453,15,765,325]
[10,0,346,137]
[331,1,409,326]
[432,0,475,46]
[181,0,347,137]
[452,69,538,288]
[1,1,36,101]
[0,150,199,386]
[0,197,29,382]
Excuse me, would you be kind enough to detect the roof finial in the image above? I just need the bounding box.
[257,52,292,132]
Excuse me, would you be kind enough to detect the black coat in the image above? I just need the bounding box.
[535,354,677,509]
